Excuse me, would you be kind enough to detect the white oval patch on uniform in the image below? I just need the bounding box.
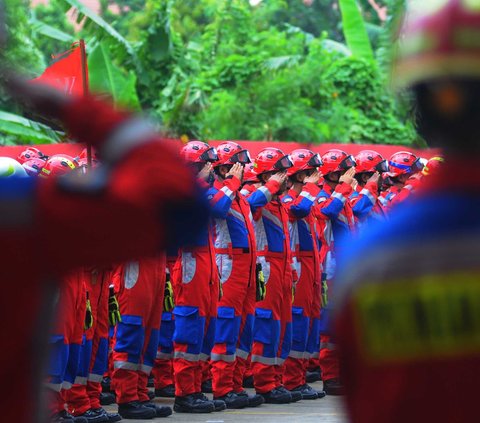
[124,261,140,289]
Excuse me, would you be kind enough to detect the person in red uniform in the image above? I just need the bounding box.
[65,266,120,423]
[281,149,326,400]
[111,256,171,419]
[250,148,303,404]
[171,141,226,414]
[0,75,209,423]
[335,2,480,423]
[209,141,277,409]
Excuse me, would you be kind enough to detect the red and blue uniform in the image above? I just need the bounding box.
[209,177,279,397]
[281,182,321,390]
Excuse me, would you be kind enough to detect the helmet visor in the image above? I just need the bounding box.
[200,147,219,163]
[339,155,356,170]
[307,153,323,168]
[411,157,424,173]
[231,149,252,165]
[274,154,294,171]
[375,159,389,173]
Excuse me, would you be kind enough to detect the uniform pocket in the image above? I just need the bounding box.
[292,307,309,344]
[115,315,144,355]
[253,308,274,344]
[181,252,196,284]
[173,306,200,344]
[215,306,237,343]
[48,335,67,380]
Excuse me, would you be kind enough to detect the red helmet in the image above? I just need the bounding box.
[243,163,258,183]
[388,151,423,177]
[17,147,46,164]
[215,142,251,167]
[39,154,78,178]
[22,158,46,177]
[355,150,389,173]
[180,141,219,164]
[393,1,480,89]
[320,149,356,175]
[254,148,293,175]
[422,156,445,176]
[288,149,323,177]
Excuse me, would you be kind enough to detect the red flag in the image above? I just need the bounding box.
[32,42,88,96]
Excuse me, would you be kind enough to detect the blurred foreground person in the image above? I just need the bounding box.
[335,2,480,423]
[1,77,209,423]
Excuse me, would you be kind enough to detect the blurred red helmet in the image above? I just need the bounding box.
[180,141,218,164]
[388,151,423,177]
[22,158,46,177]
[320,149,356,175]
[355,150,389,173]
[243,163,258,183]
[39,154,78,178]
[254,148,293,175]
[215,142,251,167]
[288,149,323,177]
[422,156,445,176]
[17,147,46,164]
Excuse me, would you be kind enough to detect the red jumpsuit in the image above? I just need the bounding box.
[111,256,165,404]
[66,267,112,415]
[251,197,296,393]
[1,95,208,423]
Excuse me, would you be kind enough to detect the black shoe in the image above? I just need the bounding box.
[213,392,249,409]
[173,394,215,413]
[147,391,155,400]
[306,370,322,384]
[101,377,111,393]
[277,386,302,402]
[242,375,254,388]
[51,410,74,422]
[91,408,122,423]
[291,384,322,400]
[323,378,345,396]
[236,390,264,408]
[147,376,155,388]
[155,384,175,398]
[140,402,173,417]
[201,379,213,393]
[118,401,156,419]
[195,393,226,411]
[259,387,291,404]
[74,409,109,423]
[100,392,116,406]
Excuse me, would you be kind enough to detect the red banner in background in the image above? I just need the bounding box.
[31,43,87,96]
[0,141,440,162]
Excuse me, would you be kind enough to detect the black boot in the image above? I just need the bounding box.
[117,401,156,419]
[51,410,74,422]
[291,384,324,400]
[173,394,215,413]
[99,392,116,406]
[155,384,175,398]
[201,379,213,393]
[236,390,264,407]
[306,370,322,383]
[91,408,122,423]
[140,401,173,417]
[242,375,254,388]
[277,386,302,402]
[323,378,345,395]
[213,392,249,409]
[74,409,109,423]
[259,387,291,404]
[195,393,226,411]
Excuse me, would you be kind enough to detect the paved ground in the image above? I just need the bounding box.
[104,380,349,423]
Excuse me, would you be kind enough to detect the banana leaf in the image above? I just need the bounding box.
[338,0,374,61]
[0,111,63,144]
[88,42,141,111]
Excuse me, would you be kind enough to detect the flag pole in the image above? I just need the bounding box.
[79,39,92,168]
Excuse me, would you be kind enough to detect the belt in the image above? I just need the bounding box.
[216,247,250,255]
[257,251,285,258]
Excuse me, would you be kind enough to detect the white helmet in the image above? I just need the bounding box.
[0,157,29,178]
